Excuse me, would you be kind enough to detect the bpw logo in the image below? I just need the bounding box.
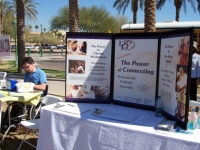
[135,98,143,103]
[119,40,135,50]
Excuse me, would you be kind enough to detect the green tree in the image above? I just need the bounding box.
[69,0,78,32]
[50,6,128,33]
[0,0,13,35]
[43,27,46,32]
[156,0,196,21]
[2,10,15,36]
[16,0,25,72]
[113,0,144,23]
[28,24,32,32]
[144,0,156,32]
[35,24,38,34]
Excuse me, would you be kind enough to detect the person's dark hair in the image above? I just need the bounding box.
[80,41,87,53]
[22,57,34,65]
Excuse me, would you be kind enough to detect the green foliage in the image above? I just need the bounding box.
[50,5,128,33]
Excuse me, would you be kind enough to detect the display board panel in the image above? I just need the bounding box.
[65,32,112,103]
[0,35,11,56]
[112,33,159,109]
[158,28,193,129]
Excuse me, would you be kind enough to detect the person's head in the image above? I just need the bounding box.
[80,41,87,52]
[70,67,74,73]
[182,44,188,54]
[96,86,106,97]
[71,85,79,90]
[22,57,36,73]
[193,41,198,53]
[177,93,186,118]
[90,85,97,91]
[181,39,184,45]
[179,67,184,74]
[71,40,78,51]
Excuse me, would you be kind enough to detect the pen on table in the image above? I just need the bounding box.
[68,104,75,107]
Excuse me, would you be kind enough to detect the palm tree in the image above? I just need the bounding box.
[113,0,144,23]
[157,0,196,21]
[0,0,12,35]
[197,0,200,17]
[69,0,78,32]
[43,27,46,32]
[16,0,25,72]
[144,0,156,32]
[28,24,32,32]
[11,0,38,22]
[35,24,38,34]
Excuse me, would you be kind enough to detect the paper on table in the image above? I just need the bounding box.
[94,110,137,122]
[52,103,90,115]
[132,115,164,127]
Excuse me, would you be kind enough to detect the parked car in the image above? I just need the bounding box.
[10,45,17,49]
[42,44,52,49]
[25,45,35,49]
[50,45,57,49]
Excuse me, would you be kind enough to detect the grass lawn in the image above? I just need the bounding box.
[0,60,65,79]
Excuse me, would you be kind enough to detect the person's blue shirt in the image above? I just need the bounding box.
[24,67,47,84]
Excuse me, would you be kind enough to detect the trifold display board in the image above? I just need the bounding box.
[66,28,193,129]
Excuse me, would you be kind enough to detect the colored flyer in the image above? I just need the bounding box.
[158,34,190,122]
[113,36,158,107]
[0,35,11,56]
[65,33,112,102]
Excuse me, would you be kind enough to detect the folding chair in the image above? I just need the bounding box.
[0,72,7,87]
[17,95,63,150]
[28,85,49,120]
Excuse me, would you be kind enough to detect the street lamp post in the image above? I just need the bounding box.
[40,24,42,34]
[12,20,17,66]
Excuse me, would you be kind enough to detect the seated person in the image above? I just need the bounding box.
[10,57,47,123]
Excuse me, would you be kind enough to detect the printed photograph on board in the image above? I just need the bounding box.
[175,92,186,121]
[66,84,110,100]
[67,40,87,55]
[177,37,189,66]
[175,65,188,94]
[68,60,85,74]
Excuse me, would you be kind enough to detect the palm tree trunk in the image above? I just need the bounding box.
[16,0,25,73]
[69,0,78,32]
[132,0,138,24]
[175,6,181,21]
[144,0,156,32]
[0,0,4,36]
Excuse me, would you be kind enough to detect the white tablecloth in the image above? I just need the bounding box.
[37,103,200,150]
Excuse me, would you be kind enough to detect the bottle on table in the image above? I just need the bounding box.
[196,110,200,129]
[188,108,198,130]
[155,96,163,117]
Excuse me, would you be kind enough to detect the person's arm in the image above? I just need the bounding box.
[34,83,46,91]
[33,69,47,90]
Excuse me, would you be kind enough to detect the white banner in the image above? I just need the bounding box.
[113,37,158,106]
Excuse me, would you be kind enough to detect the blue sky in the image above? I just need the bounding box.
[28,0,200,32]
